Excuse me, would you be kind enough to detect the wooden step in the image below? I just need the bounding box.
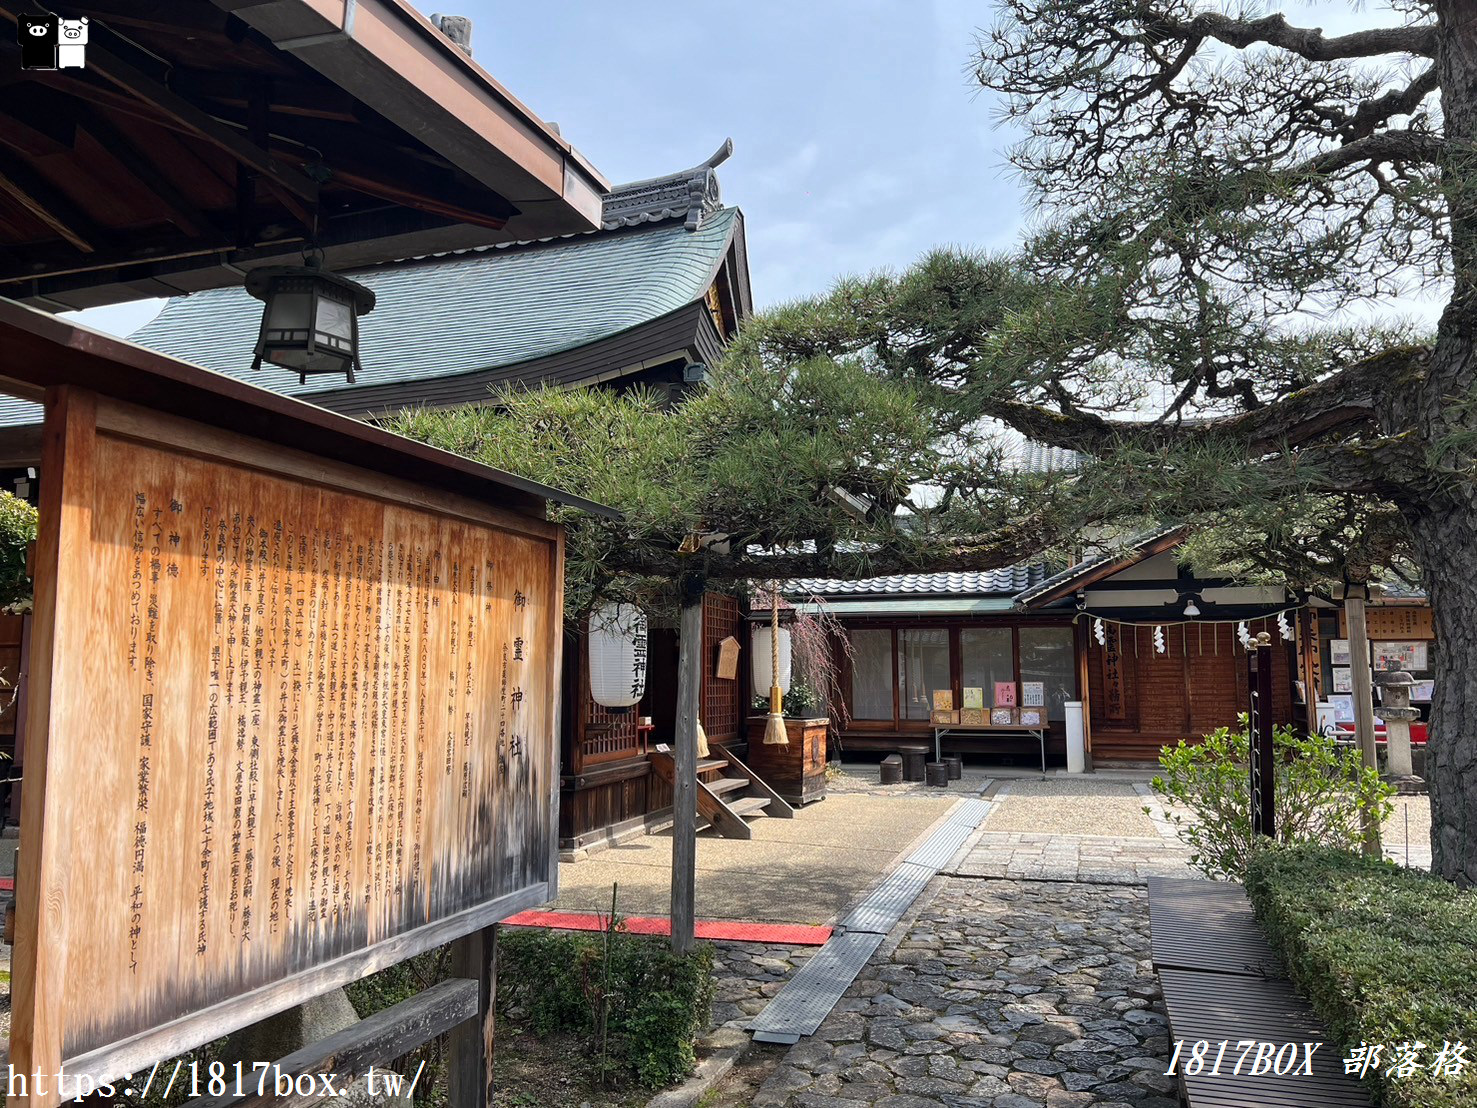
[696,758,729,773]
[649,749,752,839]
[708,776,749,797]
[696,795,772,834]
[728,796,772,819]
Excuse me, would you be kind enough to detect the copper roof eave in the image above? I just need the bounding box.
[0,297,620,520]
[1014,527,1190,611]
[220,0,608,240]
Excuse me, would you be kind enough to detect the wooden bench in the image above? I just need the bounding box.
[1146,877,1371,1106]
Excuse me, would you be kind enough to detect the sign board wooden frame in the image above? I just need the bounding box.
[11,388,564,1102]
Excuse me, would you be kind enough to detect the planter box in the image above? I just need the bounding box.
[745,715,828,805]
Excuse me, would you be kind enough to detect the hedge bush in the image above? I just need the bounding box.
[1245,845,1477,1108]
[496,926,715,1088]
[1149,717,1392,879]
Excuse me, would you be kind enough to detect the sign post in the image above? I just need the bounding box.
[11,388,564,1104]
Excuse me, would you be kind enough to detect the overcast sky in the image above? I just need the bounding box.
[70,1,1398,338]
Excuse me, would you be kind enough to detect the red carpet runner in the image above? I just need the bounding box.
[502,910,832,945]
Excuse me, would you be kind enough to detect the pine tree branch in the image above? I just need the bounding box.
[1337,67,1440,142]
[1286,436,1429,497]
[976,346,1428,458]
[1305,130,1447,175]
[1143,9,1437,61]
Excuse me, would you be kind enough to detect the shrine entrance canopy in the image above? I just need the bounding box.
[0,0,608,311]
[0,300,615,1106]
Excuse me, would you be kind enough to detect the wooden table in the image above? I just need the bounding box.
[932,725,1047,779]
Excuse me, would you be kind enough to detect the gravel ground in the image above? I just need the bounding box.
[983,778,1161,838]
[827,762,996,799]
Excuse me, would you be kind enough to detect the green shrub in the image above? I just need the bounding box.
[497,927,715,1088]
[0,491,36,611]
[1246,846,1477,1108]
[1148,716,1393,879]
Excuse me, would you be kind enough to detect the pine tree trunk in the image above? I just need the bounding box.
[1409,3,1477,882]
[1411,510,1477,884]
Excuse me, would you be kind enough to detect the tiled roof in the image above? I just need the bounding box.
[0,209,739,432]
[1013,525,1187,608]
[0,150,744,432]
[790,564,1048,599]
[127,206,739,395]
[0,394,39,430]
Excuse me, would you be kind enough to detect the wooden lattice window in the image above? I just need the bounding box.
[701,592,743,742]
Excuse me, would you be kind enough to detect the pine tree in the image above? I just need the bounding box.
[965,1,1477,881]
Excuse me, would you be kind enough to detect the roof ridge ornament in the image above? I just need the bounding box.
[602,139,732,232]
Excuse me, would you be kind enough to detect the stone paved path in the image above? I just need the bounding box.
[750,880,1179,1108]
[948,782,1195,886]
[950,833,1196,885]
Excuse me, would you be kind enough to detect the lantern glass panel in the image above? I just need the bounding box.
[315,295,353,343]
[264,285,312,333]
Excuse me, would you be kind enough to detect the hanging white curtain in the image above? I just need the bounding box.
[751,624,792,696]
[589,602,648,708]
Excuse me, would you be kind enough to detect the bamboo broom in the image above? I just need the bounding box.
[763,586,789,745]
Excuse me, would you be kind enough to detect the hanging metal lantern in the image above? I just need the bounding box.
[245,259,376,383]
[751,624,792,696]
[588,601,648,708]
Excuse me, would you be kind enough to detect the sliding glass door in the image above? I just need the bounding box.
[898,629,950,720]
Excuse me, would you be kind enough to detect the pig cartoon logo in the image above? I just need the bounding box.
[57,16,87,68]
[16,13,58,70]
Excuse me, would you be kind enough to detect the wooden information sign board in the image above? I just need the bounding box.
[12,390,563,1102]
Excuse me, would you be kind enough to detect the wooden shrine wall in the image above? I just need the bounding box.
[12,390,563,1097]
[1087,619,1294,760]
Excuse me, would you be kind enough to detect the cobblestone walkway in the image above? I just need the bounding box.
[750,880,1178,1108]
[950,833,1195,885]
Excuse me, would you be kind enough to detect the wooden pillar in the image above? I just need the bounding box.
[670,580,703,954]
[448,924,498,1108]
[1344,581,1382,856]
[1299,607,1320,721]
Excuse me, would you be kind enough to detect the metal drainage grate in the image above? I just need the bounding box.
[906,822,976,870]
[947,797,991,827]
[749,932,886,1042]
[749,795,995,1044]
[839,861,936,934]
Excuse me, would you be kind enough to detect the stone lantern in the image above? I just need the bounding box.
[1374,662,1425,793]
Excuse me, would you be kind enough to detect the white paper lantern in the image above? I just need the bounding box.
[589,602,648,708]
[751,624,792,696]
